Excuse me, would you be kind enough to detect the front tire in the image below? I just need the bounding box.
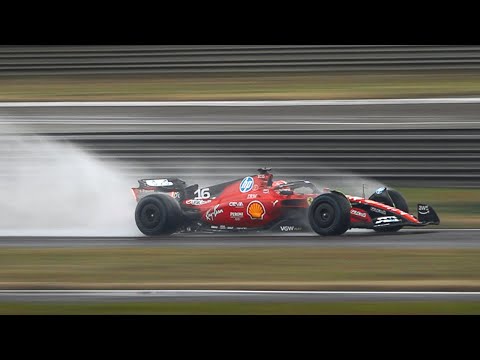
[372,189,409,233]
[135,193,183,236]
[308,192,351,236]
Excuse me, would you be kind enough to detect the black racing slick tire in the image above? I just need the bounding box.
[308,192,351,236]
[372,189,409,233]
[135,193,183,236]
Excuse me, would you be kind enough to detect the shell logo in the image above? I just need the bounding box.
[247,200,266,220]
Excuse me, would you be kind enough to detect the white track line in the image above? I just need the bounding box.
[1,290,480,296]
[2,98,480,107]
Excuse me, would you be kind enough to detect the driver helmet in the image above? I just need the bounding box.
[272,180,290,191]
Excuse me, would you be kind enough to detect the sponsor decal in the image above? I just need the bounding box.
[210,225,218,229]
[258,174,265,179]
[247,194,258,199]
[372,202,408,216]
[219,225,226,230]
[145,179,173,187]
[229,201,244,207]
[375,216,400,225]
[230,212,244,219]
[375,187,386,195]
[239,177,254,193]
[307,197,313,205]
[272,200,279,207]
[194,188,210,199]
[139,189,155,194]
[169,191,181,199]
[186,199,211,206]
[350,209,367,218]
[206,204,224,221]
[247,201,266,220]
[370,206,386,215]
[280,225,303,232]
[418,205,430,215]
[263,189,269,194]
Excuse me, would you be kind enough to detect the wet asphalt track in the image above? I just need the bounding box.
[0,229,478,248]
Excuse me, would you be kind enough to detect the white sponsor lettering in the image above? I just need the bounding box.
[350,209,367,218]
[194,188,211,199]
[280,225,302,232]
[229,201,244,207]
[139,189,155,193]
[418,205,430,215]
[145,179,173,187]
[370,207,386,215]
[206,204,223,221]
[230,212,244,219]
[170,192,181,199]
[368,201,408,216]
[186,199,212,206]
[247,194,258,199]
[375,216,400,224]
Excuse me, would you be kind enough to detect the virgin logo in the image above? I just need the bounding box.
[206,205,223,221]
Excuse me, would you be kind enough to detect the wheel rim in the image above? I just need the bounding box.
[314,203,335,228]
[140,203,163,229]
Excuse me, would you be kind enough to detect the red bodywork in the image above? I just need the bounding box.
[346,195,420,225]
[180,173,314,229]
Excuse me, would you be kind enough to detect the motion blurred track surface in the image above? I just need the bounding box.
[1,100,480,187]
[0,230,479,248]
[3,290,480,303]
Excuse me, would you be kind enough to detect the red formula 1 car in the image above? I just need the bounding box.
[131,168,440,236]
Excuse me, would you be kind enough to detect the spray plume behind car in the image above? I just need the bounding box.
[0,126,139,236]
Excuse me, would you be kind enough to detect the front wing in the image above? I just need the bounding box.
[372,204,440,229]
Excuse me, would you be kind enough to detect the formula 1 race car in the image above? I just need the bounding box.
[131,168,440,236]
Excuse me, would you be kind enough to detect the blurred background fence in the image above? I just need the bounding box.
[1,45,479,188]
[2,45,480,75]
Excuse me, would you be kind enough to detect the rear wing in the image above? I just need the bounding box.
[131,177,188,202]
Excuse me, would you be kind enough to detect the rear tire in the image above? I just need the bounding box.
[372,189,408,233]
[308,192,351,236]
[135,193,183,236]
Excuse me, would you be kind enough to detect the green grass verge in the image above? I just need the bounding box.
[2,71,480,101]
[1,247,480,290]
[394,187,480,228]
[1,301,480,314]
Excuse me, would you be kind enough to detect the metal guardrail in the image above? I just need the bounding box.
[0,101,479,187]
[1,130,478,187]
[2,45,480,75]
